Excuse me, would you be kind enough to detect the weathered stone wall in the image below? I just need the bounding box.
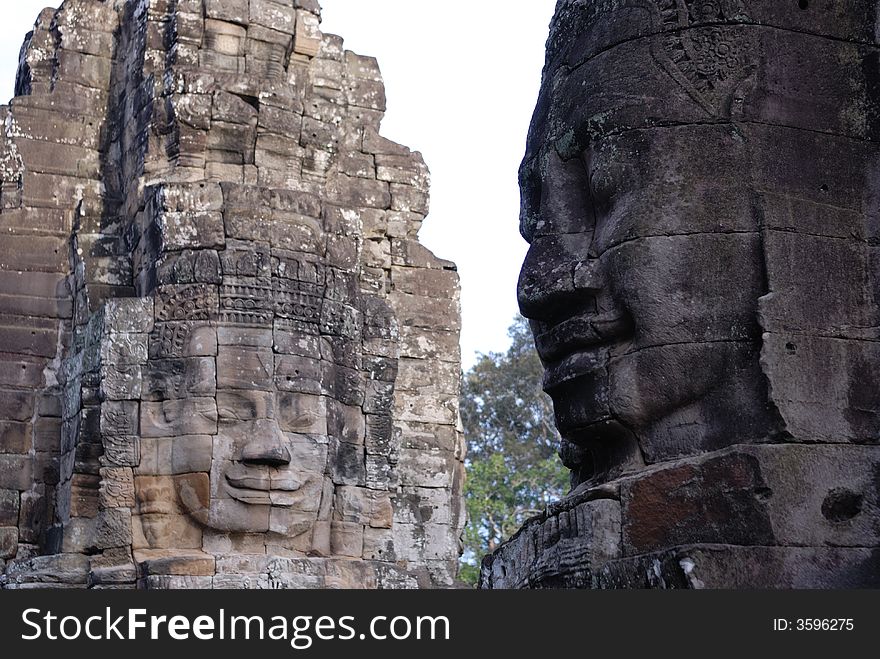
[482,0,880,589]
[0,0,464,588]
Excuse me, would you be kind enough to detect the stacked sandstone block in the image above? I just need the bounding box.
[0,0,464,588]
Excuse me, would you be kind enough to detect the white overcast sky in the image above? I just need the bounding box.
[0,1,556,369]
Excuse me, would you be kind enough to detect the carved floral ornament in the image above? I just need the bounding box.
[545,0,756,117]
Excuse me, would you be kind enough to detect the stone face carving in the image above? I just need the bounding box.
[0,0,464,589]
[482,1,880,588]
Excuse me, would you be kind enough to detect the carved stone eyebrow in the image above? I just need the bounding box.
[217,391,267,420]
[519,156,542,243]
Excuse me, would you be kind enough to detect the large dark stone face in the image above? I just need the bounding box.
[484,1,880,590]
[518,111,774,483]
[517,0,880,486]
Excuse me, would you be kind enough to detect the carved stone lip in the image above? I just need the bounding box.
[534,310,631,364]
[223,482,272,506]
[537,311,632,390]
[542,349,607,393]
[223,480,304,508]
[224,470,302,493]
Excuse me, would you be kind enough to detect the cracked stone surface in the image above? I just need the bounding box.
[0,0,464,589]
[481,0,880,589]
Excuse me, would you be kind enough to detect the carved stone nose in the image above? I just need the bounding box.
[517,252,576,319]
[240,420,290,467]
[518,237,601,321]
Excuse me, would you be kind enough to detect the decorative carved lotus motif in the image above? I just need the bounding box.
[652,0,755,116]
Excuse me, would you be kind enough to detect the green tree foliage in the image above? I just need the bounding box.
[459,316,569,586]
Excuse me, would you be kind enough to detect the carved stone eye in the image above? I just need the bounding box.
[589,166,616,211]
[518,164,543,241]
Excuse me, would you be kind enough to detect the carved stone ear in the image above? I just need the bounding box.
[174,473,211,526]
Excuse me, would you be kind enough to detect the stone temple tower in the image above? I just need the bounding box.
[0,0,464,589]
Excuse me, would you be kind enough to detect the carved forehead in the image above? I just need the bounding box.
[521,0,880,239]
[543,0,880,74]
[533,0,880,146]
[148,250,370,359]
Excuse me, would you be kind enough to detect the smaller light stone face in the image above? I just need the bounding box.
[134,320,355,548]
[148,347,330,539]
